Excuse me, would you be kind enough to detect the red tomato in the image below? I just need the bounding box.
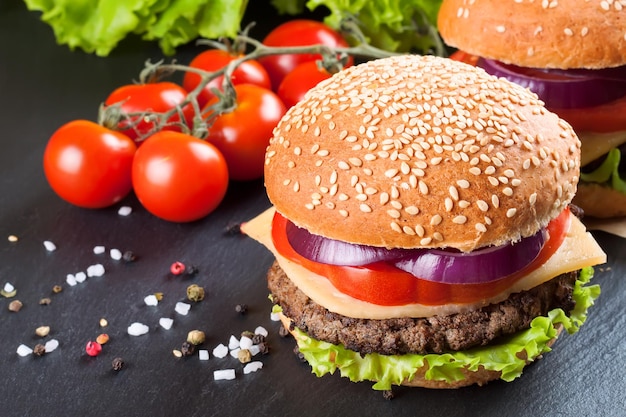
[449,50,626,133]
[131,131,229,222]
[271,208,571,306]
[204,84,287,181]
[277,61,332,108]
[259,19,352,90]
[43,120,137,208]
[182,49,271,109]
[104,82,194,142]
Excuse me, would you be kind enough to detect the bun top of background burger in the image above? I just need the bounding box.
[437,0,626,218]
[242,55,606,390]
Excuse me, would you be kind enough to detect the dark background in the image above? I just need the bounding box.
[0,1,624,416]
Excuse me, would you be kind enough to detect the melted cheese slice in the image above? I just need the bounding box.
[242,207,606,319]
[580,130,626,166]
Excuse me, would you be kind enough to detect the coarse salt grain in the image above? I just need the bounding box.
[93,246,106,255]
[43,240,57,252]
[17,344,33,357]
[243,361,263,374]
[144,295,159,306]
[229,348,241,359]
[228,335,240,350]
[44,339,59,353]
[198,350,209,361]
[159,317,174,330]
[174,302,191,316]
[254,326,268,337]
[270,312,281,321]
[212,344,229,359]
[118,206,132,216]
[74,271,87,283]
[66,274,77,286]
[86,264,105,277]
[239,336,253,350]
[127,322,150,336]
[3,283,15,293]
[213,369,236,381]
[249,344,261,356]
[110,249,122,260]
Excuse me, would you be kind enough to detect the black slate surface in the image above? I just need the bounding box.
[1,1,625,416]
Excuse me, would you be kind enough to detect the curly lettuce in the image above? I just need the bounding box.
[270,0,445,55]
[275,267,600,390]
[580,148,626,194]
[23,0,248,56]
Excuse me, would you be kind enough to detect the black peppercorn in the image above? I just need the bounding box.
[257,342,270,355]
[185,265,199,276]
[33,344,46,356]
[382,390,395,400]
[181,341,195,357]
[252,334,265,344]
[122,251,137,262]
[112,357,124,371]
[224,222,242,235]
[235,304,248,314]
[293,345,306,362]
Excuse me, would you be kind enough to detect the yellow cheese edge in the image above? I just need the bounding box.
[242,207,607,319]
[580,130,626,166]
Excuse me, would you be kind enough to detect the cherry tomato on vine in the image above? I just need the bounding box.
[131,131,229,222]
[43,120,137,208]
[203,84,286,181]
[104,82,194,142]
[259,19,352,90]
[182,49,271,108]
[277,61,332,108]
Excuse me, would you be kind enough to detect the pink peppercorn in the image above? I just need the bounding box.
[170,261,186,275]
[85,341,102,357]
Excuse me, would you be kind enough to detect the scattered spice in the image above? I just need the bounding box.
[241,330,255,340]
[170,261,186,275]
[33,344,46,356]
[99,318,109,327]
[112,357,125,371]
[180,341,195,357]
[224,222,242,235]
[235,304,248,315]
[52,285,63,294]
[8,234,18,242]
[382,390,395,400]
[39,297,52,305]
[237,349,252,364]
[278,325,290,338]
[186,284,205,302]
[185,265,199,276]
[187,330,206,345]
[8,299,23,312]
[96,333,110,345]
[154,292,164,301]
[85,341,102,357]
[172,349,183,358]
[293,345,306,362]
[122,251,137,262]
[35,326,51,337]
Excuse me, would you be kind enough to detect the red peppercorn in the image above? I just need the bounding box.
[85,341,102,357]
[170,261,186,275]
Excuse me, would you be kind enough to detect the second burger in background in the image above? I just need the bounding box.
[242,54,606,389]
[437,0,626,218]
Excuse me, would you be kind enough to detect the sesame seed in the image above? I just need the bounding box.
[476,200,489,212]
[359,204,372,213]
[339,209,349,217]
[475,223,487,233]
[506,208,517,218]
[420,237,432,245]
[402,226,416,235]
[452,215,467,224]
[391,222,402,233]
[430,214,443,226]
[445,198,453,212]
[387,209,401,218]
[338,161,350,170]
[405,206,419,215]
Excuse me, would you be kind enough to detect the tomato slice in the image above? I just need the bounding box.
[449,50,626,133]
[271,208,571,306]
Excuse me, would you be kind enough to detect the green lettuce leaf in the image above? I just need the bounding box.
[580,148,626,194]
[279,267,599,390]
[270,0,445,55]
[23,0,247,56]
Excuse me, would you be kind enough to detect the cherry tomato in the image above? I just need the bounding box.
[277,61,332,108]
[271,208,571,306]
[104,82,194,142]
[203,84,287,181]
[259,19,352,90]
[449,50,626,133]
[43,120,137,209]
[132,131,229,222]
[182,49,271,109]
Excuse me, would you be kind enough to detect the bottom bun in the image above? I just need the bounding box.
[277,312,562,389]
[573,183,626,218]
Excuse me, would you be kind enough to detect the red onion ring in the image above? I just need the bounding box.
[286,218,547,284]
[477,58,626,109]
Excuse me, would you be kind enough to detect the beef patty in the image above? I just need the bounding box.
[268,261,577,355]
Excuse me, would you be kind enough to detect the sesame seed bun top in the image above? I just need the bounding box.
[437,0,626,69]
[264,55,581,252]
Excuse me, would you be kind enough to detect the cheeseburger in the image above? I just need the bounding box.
[437,0,626,218]
[242,55,606,389]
